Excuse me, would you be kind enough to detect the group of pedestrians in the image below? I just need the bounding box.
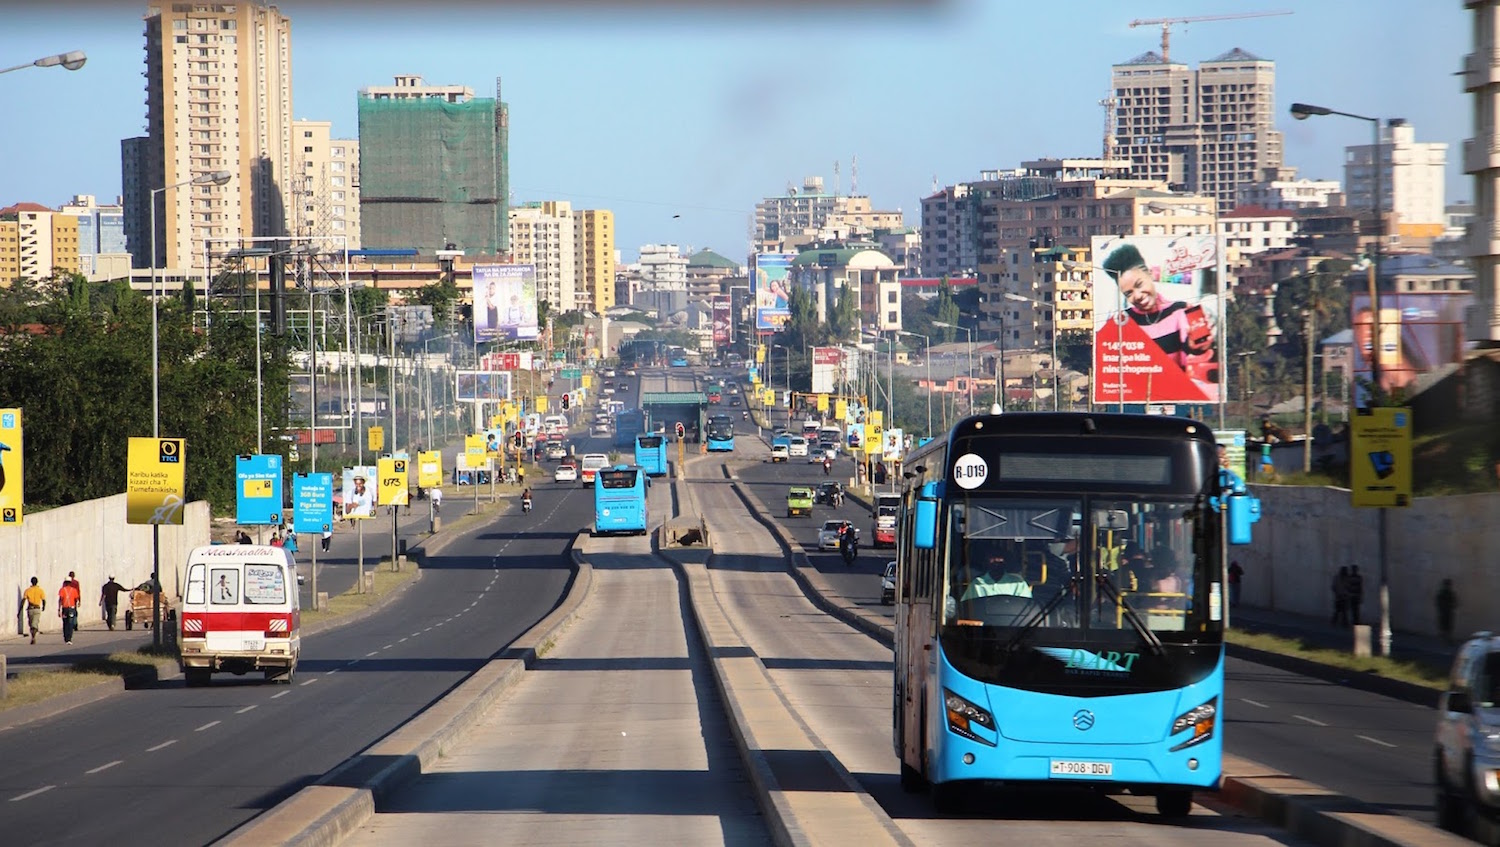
[1329,565,1367,627]
[22,572,131,644]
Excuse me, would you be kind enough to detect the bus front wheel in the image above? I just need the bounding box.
[1156,790,1193,818]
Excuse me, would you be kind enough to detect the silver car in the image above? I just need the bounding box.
[880,561,896,605]
[1434,632,1500,832]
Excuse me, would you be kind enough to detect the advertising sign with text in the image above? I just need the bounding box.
[751,253,794,331]
[235,454,283,526]
[126,437,186,525]
[472,263,540,340]
[292,473,334,534]
[1349,292,1470,407]
[0,409,22,525]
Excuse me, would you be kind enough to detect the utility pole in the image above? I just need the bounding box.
[1303,308,1315,473]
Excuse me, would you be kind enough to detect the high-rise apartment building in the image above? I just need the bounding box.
[508,201,575,312]
[0,203,80,284]
[358,75,509,257]
[128,2,292,275]
[290,120,361,249]
[1466,0,1500,343]
[1345,119,1449,239]
[1236,167,1341,210]
[753,177,905,253]
[574,209,616,311]
[58,195,128,279]
[920,184,978,276]
[1110,47,1283,211]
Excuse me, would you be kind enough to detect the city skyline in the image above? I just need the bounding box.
[0,0,1471,265]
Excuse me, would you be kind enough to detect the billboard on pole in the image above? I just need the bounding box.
[1090,235,1221,405]
[1349,292,1470,407]
[812,347,842,394]
[751,253,794,332]
[473,264,540,341]
[712,295,732,345]
[456,370,513,403]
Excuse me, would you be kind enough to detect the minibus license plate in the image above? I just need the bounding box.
[242,638,265,651]
[1050,760,1112,777]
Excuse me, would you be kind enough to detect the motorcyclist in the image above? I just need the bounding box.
[822,455,833,476]
[839,523,858,566]
[521,487,533,513]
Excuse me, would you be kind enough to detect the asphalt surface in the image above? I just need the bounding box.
[719,394,1445,832]
[0,452,597,847]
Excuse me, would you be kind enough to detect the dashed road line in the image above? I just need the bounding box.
[300,678,318,686]
[86,760,122,774]
[1239,698,1269,709]
[10,786,53,802]
[383,644,394,650]
[147,740,177,752]
[365,651,379,657]
[271,691,289,699]
[196,721,221,732]
[1293,714,1328,726]
[1358,734,1397,748]
[236,705,258,714]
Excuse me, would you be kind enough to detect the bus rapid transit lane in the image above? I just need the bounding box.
[678,460,1321,847]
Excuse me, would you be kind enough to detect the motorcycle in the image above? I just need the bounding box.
[840,533,858,566]
[521,495,533,514]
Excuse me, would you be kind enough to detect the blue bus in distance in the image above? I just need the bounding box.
[594,465,648,535]
[893,412,1260,818]
[614,408,644,449]
[634,433,668,477]
[705,414,735,452]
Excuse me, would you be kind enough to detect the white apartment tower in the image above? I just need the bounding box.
[291,119,361,249]
[135,2,294,275]
[1110,48,1283,211]
[1466,0,1500,342]
[1345,119,1449,239]
[508,201,575,312]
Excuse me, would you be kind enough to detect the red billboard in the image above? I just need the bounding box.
[712,295,732,345]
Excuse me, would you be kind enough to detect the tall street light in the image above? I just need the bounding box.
[931,321,974,417]
[897,330,931,437]
[0,50,87,75]
[1291,100,1392,660]
[1003,292,1061,411]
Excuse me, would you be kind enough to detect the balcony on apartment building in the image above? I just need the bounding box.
[1463,49,1500,92]
[1464,137,1500,174]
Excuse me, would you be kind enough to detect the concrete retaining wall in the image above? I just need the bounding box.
[1,495,209,636]
[1236,484,1500,639]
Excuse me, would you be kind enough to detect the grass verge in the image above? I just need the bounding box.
[1226,629,1448,690]
[300,563,419,628]
[0,648,175,710]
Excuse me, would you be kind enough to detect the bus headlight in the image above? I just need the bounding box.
[944,688,995,745]
[1169,696,1217,752]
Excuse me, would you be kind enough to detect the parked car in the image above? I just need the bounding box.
[1434,632,1500,831]
[817,519,858,551]
[125,580,175,630]
[881,561,897,605]
[554,462,579,483]
[786,485,815,518]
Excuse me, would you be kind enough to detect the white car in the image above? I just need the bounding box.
[770,444,789,463]
[592,423,610,436]
[881,562,896,605]
[817,520,858,551]
[554,463,578,483]
[788,436,809,458]
[626,369,638,377]
[604,369,617,378]
[545,443,568,461]
[808,446,837,464]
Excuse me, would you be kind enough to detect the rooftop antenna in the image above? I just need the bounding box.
[851,154,859,195]
[833,160,840,198]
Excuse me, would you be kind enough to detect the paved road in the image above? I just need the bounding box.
[0,476,592,847]
[681,456,1318,846]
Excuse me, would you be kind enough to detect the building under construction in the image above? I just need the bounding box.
[357,75,510,258]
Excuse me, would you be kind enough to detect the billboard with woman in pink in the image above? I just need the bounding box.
[1091,235,1222,405]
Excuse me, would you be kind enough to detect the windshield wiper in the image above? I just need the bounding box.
[1092,575,1165,656]
[1000,576,1081,654]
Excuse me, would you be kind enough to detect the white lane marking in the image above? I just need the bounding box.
[86,760,123,774]
[236,705,258,715]
[1239,698,1269,709]
[300,678,318,686]
[366,651,379,657]
[195,721,221,732]
[398,637,408,643]
[146,740,177,752]
[1358,734,1397,748]
[9,786,53,802]
[271,691,289,700]
[1293,714,1328,727]
[383,644,394,650]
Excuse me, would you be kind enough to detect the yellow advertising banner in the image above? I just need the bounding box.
[756,346,766,364]
[816,394,828,412]
[864,423,883,450]
[535,395,549,414]
[465,434,487,460]
[1350,407,1413,508]
[377,457,410,506]
[835,399,848,422]
[762,389,776,407]
[126,437,187,525]
[581,374,593,389]
[869,410,884,429]
[418,450,443,488]
[0,408,22,525]
[490,415,504,429]
[368,425,384,452]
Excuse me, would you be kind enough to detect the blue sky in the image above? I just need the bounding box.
[0,0,1472,264]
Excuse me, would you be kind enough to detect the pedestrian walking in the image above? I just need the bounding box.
[1436,578,1458,644]
[283,532,299,555]
[23,576,46,644]
[1347,565,1366,627]
[321,526,332,553]
[58,576,81,644]
[99,575,127,631]
[1227,560,1244,607]
[270,531,285,548]
[1330,566,1350,627]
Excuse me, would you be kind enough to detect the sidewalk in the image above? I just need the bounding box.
[1228,603,1457,672]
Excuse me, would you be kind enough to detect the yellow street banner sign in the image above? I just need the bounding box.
[535,395,549,414]
[377,457,410,506]
[864,423,883,450]
[581,374,593,389]
[756,346,766,364]
[835,399,848,422]
[1350,407,1413,508]
[126,437,187,525]
[465,434,487,460]
[368,425,385,452]
[490,414,504,429]
[0,408,22,525]
[816,394,828,412]
[869,410,884,429]
[418,450,443,488]
[762,389,776,407]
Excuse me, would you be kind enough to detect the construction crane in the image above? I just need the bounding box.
[1129,10,1292,63]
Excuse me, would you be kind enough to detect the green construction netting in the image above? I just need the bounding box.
[357,96,509,255]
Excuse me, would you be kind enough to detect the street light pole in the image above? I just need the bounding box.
[1002,293,1060,412]
[933,321,974,420]
[0,50,86,75]
[898,330,931,437]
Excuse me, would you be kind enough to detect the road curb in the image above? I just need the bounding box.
[728,466,1461,847]
[1224,641,1438,709]
[213,530,596,847]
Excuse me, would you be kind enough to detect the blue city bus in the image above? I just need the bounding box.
[705,414,735,452]
[892,412,1260,817]
[634,433,668,477]
[669,346,689,368]
[614,408,644,449]
[594,465,648,535]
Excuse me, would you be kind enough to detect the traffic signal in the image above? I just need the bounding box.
[561,392,571,410]
[513,431,524,448]
[675,421,685,439]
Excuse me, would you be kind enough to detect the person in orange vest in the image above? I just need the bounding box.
[58,575,82,644]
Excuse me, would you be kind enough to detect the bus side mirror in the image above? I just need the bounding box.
[914,481,941,550]
[1227,492,1261,545]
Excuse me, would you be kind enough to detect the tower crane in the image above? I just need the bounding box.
[1129,10,1292,63]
